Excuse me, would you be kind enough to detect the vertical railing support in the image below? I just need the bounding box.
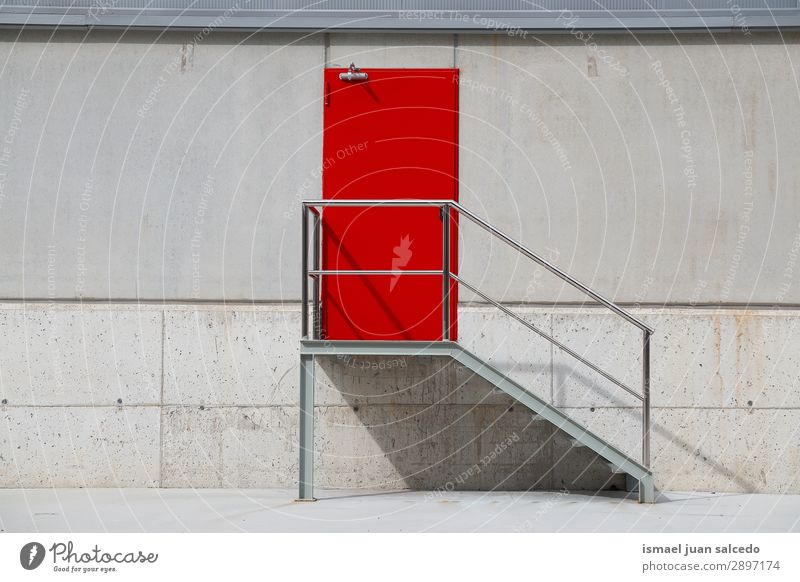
[298,353,316,501]
[298,204,316,501]
[301,204,309,340]
[642,329,651,469]
[312,210,321,340]
[442,203,450,341]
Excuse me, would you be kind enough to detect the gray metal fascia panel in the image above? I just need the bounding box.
[1,8,800,31]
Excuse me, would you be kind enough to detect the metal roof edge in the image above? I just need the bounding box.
[1,8,799,32]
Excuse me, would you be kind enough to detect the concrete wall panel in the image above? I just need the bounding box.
[458,308,552,404]
[0,306,161,406]
[164,307,300,406]
[315,355,451,407]
[0,303,798,493]
[315,404,561,491]
[552,311,644,408]
[0,30,322,302]
[161,405,297,488]
[0,406,159,487]
[456,33,800,305]
[650,311,800,409]
[564,406,800,494]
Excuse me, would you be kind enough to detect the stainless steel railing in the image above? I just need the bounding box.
[301,199,653,469]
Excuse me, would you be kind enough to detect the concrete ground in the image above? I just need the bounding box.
[1,489,799,532]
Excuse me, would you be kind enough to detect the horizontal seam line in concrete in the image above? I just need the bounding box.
[3,299,800,310]
[551,407,798,411]
[3,404,796,410]
[0,404,162,408]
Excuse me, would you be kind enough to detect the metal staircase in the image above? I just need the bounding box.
[299,199,655,503]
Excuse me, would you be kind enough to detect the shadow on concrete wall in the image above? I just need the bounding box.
[315,356,625,493]
[551,362,760,493]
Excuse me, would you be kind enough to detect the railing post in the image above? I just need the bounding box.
[642,329,651,468]
[298,352,315,501]
[312,209,321,340]
[442,203,450,341]
[301,204,309,340]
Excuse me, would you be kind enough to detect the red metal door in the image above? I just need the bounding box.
[321,68,458,341]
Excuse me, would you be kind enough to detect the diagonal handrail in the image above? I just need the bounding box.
[449,200,653,334]
[451,273,643,401]
[300,199,653,469]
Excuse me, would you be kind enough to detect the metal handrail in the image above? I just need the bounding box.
[449,201,654,334]
[451,273,643,402]
[301,199,652,469]
[302,199,653,332]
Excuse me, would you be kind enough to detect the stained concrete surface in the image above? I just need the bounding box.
[3,303,800,494]
[1,488,798,533]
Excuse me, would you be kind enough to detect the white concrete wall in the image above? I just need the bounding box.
[1,303,798,494]
[2,30,800,304]
[0,30,322,302]
[2,30,800,494]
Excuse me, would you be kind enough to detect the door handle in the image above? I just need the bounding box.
[339,63,368,82]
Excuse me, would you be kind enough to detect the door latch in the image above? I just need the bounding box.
[339,63,368,82]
